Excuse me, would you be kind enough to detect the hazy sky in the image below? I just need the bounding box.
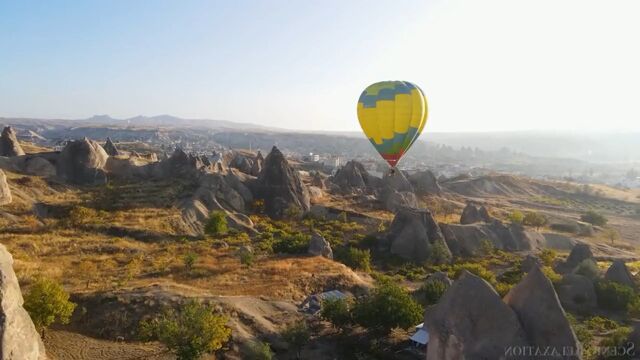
[1,0,640,132]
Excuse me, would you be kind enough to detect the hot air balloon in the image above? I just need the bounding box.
[357,81,428,169]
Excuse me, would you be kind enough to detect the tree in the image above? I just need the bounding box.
[602,227,620,245]
[281,322,310,359]
[507,210,524,225]
[352,279,423,335]
[139,301,231,360]
[23,277,76,338]
[581,210,608,227]
[204,211,228,236]
[320,297,352,331]
[523,212,547,230]
[429,240,451,265]
[421,280,447,305]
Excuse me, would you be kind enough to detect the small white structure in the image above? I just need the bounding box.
[410,323,429,347]
[300,290,347,314]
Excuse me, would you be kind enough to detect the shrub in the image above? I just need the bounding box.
[538,249,557,266]
[204,211,228,236]
[508,210,524,224]
[495,282,513,297]
[139,301,231,360]
[336,247,371,272]
[421,280,448,305]
[498,267,524,285]
[246,341,274,360]
[580,210,608,226]
[628,296,640,318]
[595,280,635,311]
[574,259,599,280]
[549,223,579,234]
[541,266,562,284]
[352,279,423,335]
[320,297,352,330]
[584,316,619,332]
[523,212,547,230]
[281,322,310,359]
[239,250,254,267]
[24,277,76,337]
[272,233,309,254]
[451,263,496,285]
[183,252,198,272]
[599,326,633,352]
[479,239,495,256]
[66,205,100,227]
[429,241,451,265]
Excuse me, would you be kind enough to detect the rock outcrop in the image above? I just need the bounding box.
[379,170,418,212]
[440,221,545,257]
[103,137,120,156]
[504,266,580,359]
[153,148,209,179]
[556,243,594,274]
[521,254,543,273]
[310,171,325,189]
[604,260,636,288]
[408,170,441,195]
[230,153,254,174]
[460,202,494,224]
[330,160,380,193]
[250,152,263,176]
[0,244,47,359]
[425,271,528,360]
[23,157,56,177]
[556,274,597,314]
[254,146,310,219]
[56,138,108,184]
[308,232,333,259]
[385,207,450,262]
[0,170,11,206]
[0,127,25,157]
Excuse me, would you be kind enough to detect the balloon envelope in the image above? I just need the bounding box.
[357,81,428,167]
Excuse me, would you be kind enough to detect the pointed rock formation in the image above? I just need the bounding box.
[425,271,528,360]
[103,137,120,156]
[0,127,25,157]
[604,260,636,288]
[330,160,380,193]
[230,153,253,174]
[249,152,262,176]
[385,207,450,262]
[254,146,310,219]
[0,244,48,359]
[556,243,594,274]
[556,274,597,313]
[380,170,418,211]
[310,171,325,189]
[460,202,494,224]
[0,170,11,205]
[308,232,333,259]
[56,138,108,184]
[408,170,441,195]
[504,266,580,359]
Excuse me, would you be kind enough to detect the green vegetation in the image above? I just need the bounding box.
[281,322,310,359]
[495,282,513,297]
[595,280,635,311]
[183,252,198,272]
[420,280,448,305]
[602,227,620,245]
[139,301,231,360]
[523,211,548,230]
[272,233,309,254]
[239,249,254,267]
[66,205,102,227]
[507,210,524,224]
[538,248,557,266]
[23,277,76,338]
[479,239,495,256]
[581,210,608,226]
[320,297,352,331]
[336,247,371,272]
[429,240,452,265]
[246,341,274,360]
[352,279,423,335]
[204,211,228,236]
[574,259,599,280]
[450,263,497,285]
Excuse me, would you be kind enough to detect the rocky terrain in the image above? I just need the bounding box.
[1,127,640,359]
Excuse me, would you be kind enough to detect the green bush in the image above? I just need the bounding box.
[272,233,309,254]
[538,249,557,266]
[336,247,371,272]
[584,316,619,332]
[479,239,495,256]
[580,210,608,226]
[320,297,352,330]
[420,280,448,305]
[628,296,640,318]
[595,280,635,311]
[451,263,496,285]
[429,240,451,264]
[508,210,524,224]
[139,301,231,360]
[204,211,228,236]
[281,322,310,359]
[574,259,599,280]
[523,212,548,230]
[495,282,513,297]
[550,223,579,234]
[183,252,198,272]
[352,279,423,335]
[24,277,76,337]
[246,341,274,360]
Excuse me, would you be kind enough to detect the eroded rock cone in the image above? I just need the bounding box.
[330,160,379,193]
[0,169,12,205]
[605,260,636,288]
[0,244,48,359]
[103,137,120,156]
[408,169,441,195]
[311,171,325,189]
[460,202,494,224]
[556,274,597,313]
[308,232,333,259]
[557,243,594,274]
[385,207,450,262]
[250,152,263,176]
[0,126,25,157]
[255,146,310,219]
[425,271,528,360]
[504,265,580,359]
[56,138,108,184]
